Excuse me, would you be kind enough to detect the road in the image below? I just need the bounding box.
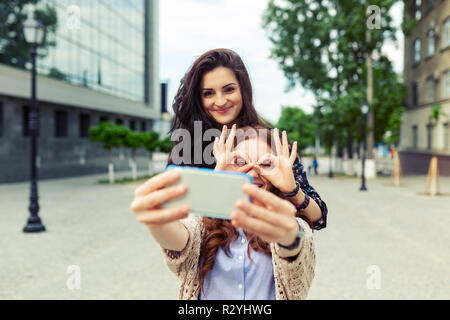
[0,170,449,299]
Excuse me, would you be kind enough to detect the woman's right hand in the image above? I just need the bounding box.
[130,170,190,228]
[213,124,252,173]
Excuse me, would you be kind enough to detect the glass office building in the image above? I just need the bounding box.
[0,0,160,183]
[36,0,146,102]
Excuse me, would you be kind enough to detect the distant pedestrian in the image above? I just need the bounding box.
[389,146,395,159]
[312,156,318,175]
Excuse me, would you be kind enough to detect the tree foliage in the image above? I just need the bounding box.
[89,122,171,154]
[158,136,173,153]
[142,132,160,153]
[276,106,316,151]
[263,0,406,151]
[0,0,57,68]
[89,122,126,151]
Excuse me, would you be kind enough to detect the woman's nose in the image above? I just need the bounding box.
[214,93,227,107]
[245,164,261,178]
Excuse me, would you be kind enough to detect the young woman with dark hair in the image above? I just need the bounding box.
[167,48,328,230]
[131,127,315,299]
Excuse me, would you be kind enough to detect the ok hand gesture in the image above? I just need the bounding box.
[258,128,298,193]
[213,124,252,173]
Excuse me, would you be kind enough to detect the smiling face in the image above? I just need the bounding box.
[200,66,244,126]
[234,136,275,191]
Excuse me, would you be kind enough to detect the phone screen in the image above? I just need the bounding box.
[163,165,253,220]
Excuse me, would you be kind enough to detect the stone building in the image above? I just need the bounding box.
[400,0,450,175]
[0,0,161,183]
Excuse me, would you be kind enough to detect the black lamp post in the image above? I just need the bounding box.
[360,102,369,192]
[23,16,46,233]
[328,124,333,178]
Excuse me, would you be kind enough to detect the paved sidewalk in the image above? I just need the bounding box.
[0,171,449,299]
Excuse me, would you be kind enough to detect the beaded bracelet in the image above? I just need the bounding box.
[295,193,310,211]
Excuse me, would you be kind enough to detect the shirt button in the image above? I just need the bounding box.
[238,255,243,260]
[241,238,246,243]
[238,284,243,289]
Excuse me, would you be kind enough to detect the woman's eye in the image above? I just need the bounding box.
[203,91,213,97]
[261,161,271,167]
[225,87,235,93]
[235,157,246,166]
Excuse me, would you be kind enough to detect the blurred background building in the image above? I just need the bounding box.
[0,0,166,183]
[400,0,450,175]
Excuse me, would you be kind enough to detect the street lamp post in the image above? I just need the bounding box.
[328,124,333,178]
[23,16,46,233]
[360,102,369,192]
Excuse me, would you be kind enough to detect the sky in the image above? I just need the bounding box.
[159,0,404,124]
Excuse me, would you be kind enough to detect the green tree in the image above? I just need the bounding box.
[123,129,145,180]
[89,122,127,183]
[142,132,160,175]
[158,136,173,153]
[0,1,57,69]
[276,106,316,152]
[123,130,143,162]
[142,132,160,153]
[263,0,404,158]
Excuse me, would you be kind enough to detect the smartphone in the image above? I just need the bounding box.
[163,165,253,220]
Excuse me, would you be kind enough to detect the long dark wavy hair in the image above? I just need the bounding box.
[197,128,313,297]
[168,48,266,168]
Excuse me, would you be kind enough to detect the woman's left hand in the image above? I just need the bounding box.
[258,128,298,193]
[231,184,299,246]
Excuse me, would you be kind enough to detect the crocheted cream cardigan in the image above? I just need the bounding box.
[161,215,316,300]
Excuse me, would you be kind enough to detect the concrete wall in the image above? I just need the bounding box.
[0,96,157,183]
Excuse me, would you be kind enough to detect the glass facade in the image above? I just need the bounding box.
[36,0,145,102]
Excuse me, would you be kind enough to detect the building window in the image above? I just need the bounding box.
[426,77,435,103]
[100,116,108,123]
[427,29,435,57]
[55,111,68,137]
[129,120,136,131]
[426,0,435,11]
[0,102,3,137]
[79,113,90,138]
[116,118,123,126]
[412,125,418,149]
[426,123,432,150]
[444,123,450,150]
[415,0,422,20]
[414,39,421,63]
[444,18,450,48]
[141,120,147,132]
[412,81,419,106]
[443,70,450,99]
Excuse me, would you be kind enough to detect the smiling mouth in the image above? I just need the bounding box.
[214,106,232,114]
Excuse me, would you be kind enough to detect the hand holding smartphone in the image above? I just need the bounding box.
[163,165,253,220]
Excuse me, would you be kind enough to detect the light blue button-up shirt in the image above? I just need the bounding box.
[199,228,276,300]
